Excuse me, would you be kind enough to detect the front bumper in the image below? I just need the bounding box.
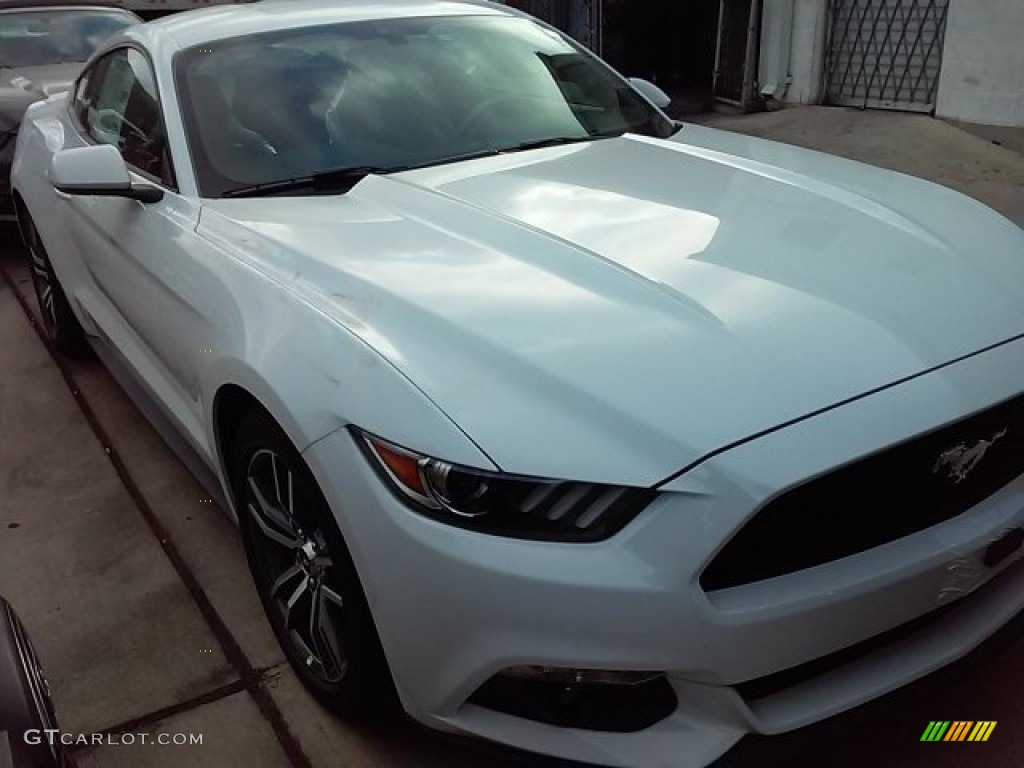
[301,338,1024,768]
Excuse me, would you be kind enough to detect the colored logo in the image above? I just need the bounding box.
[921,721,997,742]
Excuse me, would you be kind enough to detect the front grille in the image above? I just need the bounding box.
[702,392,1024,591]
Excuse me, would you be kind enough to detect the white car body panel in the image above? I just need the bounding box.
[199,134,1024,485]
[14,100,491,478]
[303,334,1024,768]
[10,2,1024,767]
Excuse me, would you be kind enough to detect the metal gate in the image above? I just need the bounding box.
[825,0,950,112]
[715,0,762,109]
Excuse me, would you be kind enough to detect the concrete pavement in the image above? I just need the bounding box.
[0,106,1021,767]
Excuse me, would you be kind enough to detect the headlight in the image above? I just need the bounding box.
[356,430,656,541]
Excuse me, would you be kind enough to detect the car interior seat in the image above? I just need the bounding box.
[184,73,283,191]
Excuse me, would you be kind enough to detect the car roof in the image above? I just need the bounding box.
[138,0,519,51]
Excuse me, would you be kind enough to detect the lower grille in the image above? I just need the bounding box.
[735,557,1021,702]
[737,595,961,702]
[702,392,1024,591]
[470,673,677,732]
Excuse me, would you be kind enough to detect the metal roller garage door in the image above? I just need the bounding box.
[826,0,950,112]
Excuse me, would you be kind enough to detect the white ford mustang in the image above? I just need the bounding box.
[10,1,1024,766]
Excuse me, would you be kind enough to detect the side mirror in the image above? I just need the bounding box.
[49,144,163,203]
[628,77,671,110]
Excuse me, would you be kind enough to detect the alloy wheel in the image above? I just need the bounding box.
[27,234,58,339]
[20,219,90,359]
[244,448,348,684]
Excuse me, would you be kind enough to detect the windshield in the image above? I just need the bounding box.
[0,10,136,68]
[176,15,676,198]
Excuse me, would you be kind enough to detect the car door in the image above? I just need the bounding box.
[61,46,217,462]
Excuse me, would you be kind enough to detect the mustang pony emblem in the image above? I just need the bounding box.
[932,428,1008,483]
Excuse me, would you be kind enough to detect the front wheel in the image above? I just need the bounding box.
[23,219,91,359]
[230,411,398,719]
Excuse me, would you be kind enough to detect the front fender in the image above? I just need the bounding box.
[200,281,495,529]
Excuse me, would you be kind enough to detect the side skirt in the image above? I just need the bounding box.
[87,333,234,520]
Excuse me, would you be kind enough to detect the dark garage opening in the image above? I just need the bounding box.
[601,0,720,116]
[497,2,728,116]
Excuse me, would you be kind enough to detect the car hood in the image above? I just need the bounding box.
[200,130,1024,486]
[0,63,79,130]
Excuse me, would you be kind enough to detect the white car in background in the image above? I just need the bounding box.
[10,1,1024,766]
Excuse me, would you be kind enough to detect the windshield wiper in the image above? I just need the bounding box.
[222,147,510,198]
[499,134,618,154]
[407,147,502,169]
[220,137,615,198]
[223,164,407,198]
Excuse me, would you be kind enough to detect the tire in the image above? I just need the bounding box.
[23,218,91,360]
[0,598,63,768]
[229,411,398,719]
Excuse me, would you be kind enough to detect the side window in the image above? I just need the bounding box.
[73,56,108,128]
[82,48,173,187]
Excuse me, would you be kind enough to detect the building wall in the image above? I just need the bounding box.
[777,0,1024,125]
[936,0,1024,126]
[768,0,829,105]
